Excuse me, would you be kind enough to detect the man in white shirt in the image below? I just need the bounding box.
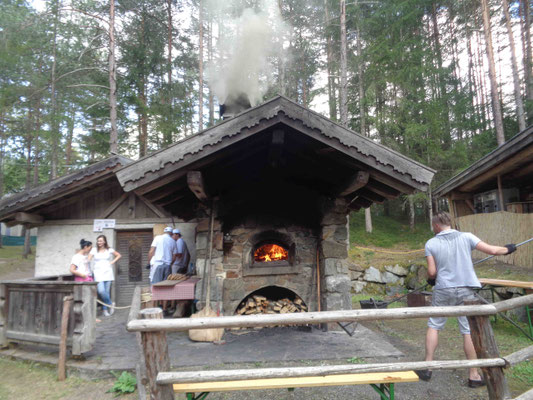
[172,228,190,274]
[148,227,177,284]
[417,212,515,387]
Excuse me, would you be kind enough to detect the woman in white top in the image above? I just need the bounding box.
[88,235,121,317]
[70,239,93,282]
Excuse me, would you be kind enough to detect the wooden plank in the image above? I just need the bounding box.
[136,194,168,218]
[458,145,533,192]
[171,371,419,393]
[5,330,71,346]
[350,187,386,204]
[100,193,129,218]
[466,299,509,400]
[338,171,369,196]
[58,296,73,381]
[349,196,373,209]
[0,284,7,348]
[159,358,505,385]
[268,129,285,167]
[139,308,174,400]
[187,171,209,203]
[14,212,44,224]
[449,191,473,201]
[479,279,533,290]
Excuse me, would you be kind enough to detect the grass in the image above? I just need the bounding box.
[349,211,433,250]
[0,245,36,260]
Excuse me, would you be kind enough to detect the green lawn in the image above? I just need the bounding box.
[349,210,433,249]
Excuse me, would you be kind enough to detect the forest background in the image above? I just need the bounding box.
[0,0,531,228]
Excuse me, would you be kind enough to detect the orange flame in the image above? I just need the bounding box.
[254,244,288,262]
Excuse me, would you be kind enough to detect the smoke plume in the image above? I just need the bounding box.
[206,0,289,107]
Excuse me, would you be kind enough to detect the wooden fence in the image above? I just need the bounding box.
[0,275,97,355]
[456,211,533,267]
[127,293,533,400]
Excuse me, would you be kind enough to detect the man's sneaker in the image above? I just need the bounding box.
[103,309,111,317]
[109,303,115,316]
[415,369,432,381]
[468,378,486,388]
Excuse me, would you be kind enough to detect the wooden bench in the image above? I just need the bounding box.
[172,371,419,400]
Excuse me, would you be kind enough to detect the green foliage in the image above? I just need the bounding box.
[347,357,366,364]
[349,210,433,249]
[510,361,533,386]
[107,371,137,397]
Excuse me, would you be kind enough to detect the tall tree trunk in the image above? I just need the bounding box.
[208,18,214,127]
[481,0,505,145]
[356,20,372,234]
[33,96,42,186]
[520,0,532,123]
[26,107,33,190]
[165,0,174,145]
[339,0,348,126]
[198,0,204,131]
[408,195,415,232]
[50,0,60,180]
[428,186,433,231]
[65,106,74,171]
[324,0,337,120]
[502,0,526,131]
[109,0,118,154]
[0,112,5,199]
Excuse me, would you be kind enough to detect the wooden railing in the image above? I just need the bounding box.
[0,276,97,355]
[127,294,533,400]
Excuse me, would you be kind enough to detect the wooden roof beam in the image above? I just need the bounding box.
[268,129,285,168]
[14,212,44,225]
[338,171,369,196]
[187,171,210,203]
[349,196,373,209]
[365,180,401,199]
[353,188,386,204]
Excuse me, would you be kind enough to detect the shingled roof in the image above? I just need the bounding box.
[0,155,132,220]
[116,96,434,193]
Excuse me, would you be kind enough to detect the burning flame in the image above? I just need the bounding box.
[254,244,288,262]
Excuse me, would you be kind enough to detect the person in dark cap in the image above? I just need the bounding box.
[172,228,190,275]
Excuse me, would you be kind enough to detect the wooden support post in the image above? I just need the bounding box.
[129,286,147,400]
[58,296,73,381]
[139,308,174,400]
[497,175,505,211]
[465,300,509,400]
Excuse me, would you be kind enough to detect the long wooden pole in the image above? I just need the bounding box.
[58,295,73,381]
[140,308,174,400]
[466,299,509,400]
[157,358,506,385]
[127,294,533,333]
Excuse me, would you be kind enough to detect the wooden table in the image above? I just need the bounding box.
[151,277,201,302]
[478,278,533,337]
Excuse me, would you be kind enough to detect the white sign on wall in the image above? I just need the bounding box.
[93,219,116,232]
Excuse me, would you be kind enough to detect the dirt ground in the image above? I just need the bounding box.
[0,249,531,399]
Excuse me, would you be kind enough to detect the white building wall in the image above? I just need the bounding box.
[35,221,197,278]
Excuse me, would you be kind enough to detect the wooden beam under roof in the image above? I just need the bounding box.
[365,179,401,199]
[458,145,533,192]
[187,171,209,203]
[338,171,369,196]
[352,188,386,204]
[14,212,44,225]
[268,129,285,167]
[349,196,373,209]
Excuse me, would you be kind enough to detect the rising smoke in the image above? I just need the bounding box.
[206,0,289,107]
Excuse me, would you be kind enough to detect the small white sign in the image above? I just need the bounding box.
[93,219,116,232]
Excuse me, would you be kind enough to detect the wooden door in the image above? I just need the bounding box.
[115,230,153,306]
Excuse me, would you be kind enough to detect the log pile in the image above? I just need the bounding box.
[236,295,308,315]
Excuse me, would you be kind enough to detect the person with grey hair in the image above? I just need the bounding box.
[416,212,516,387]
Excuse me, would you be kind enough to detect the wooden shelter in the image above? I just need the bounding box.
[0,96,435,310]
[433,125,533,266]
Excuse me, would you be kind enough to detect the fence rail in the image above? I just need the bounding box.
[128,293,533,400]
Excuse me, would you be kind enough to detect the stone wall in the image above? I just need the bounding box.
[319,198,352,327]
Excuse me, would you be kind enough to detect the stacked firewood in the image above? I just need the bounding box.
[167,273,187,281]
[236,295,308,315]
